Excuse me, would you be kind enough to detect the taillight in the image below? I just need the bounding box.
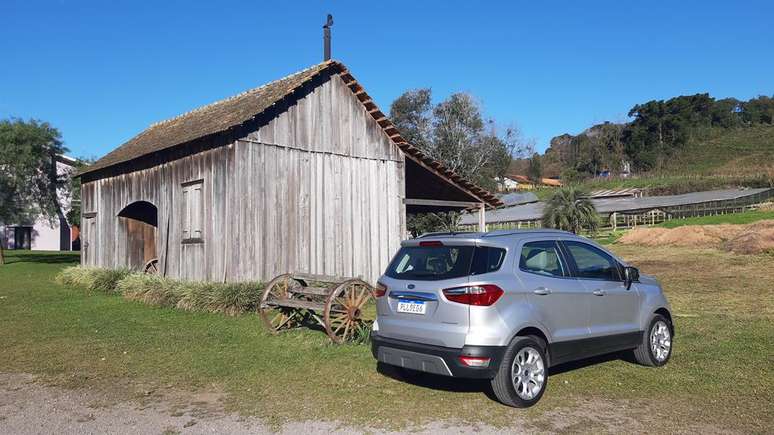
[374,282,387,298]
[458,356,491,367]
[443,285,504,306]
[419,241,444,247]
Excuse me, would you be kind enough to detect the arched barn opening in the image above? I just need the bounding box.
[117,201,158,273]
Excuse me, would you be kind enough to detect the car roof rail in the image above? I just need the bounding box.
[482,229,572,238]
[417,231,478,238]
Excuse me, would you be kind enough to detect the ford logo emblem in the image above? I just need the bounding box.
[407,284,415,289]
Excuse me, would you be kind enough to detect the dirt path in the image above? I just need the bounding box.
[0,372,528,435]
[0,373,733,435]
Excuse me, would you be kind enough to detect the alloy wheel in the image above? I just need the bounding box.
[511,346,546,400]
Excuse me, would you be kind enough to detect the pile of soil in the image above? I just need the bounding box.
[724,220,774,254]
[618,220,774,254]
[757,202,774,211]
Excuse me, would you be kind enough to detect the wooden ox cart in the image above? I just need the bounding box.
[258,273,376,343]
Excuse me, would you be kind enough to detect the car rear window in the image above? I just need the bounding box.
[385,245,506,281]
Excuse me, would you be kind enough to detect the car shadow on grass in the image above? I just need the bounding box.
[377,350,633,403]
[376,362,495,396]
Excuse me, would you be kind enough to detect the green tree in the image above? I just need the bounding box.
[541,187,599,234]
[546,92,772,177]
[390,89,533,234]
[527,153,542,182]
[389,88,433,149]
[710,98,742,128]
[741,95,774,125]
[389,89,531,191]
[406,212,460,238]
[0,118,69,264]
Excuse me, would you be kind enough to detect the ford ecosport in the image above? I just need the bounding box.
[371,230,673,407]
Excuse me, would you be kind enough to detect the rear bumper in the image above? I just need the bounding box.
[371,333,505,379]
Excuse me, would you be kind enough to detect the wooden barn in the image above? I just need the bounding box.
[77,60,501,284]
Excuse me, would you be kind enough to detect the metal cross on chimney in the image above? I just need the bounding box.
[323,14,333,61]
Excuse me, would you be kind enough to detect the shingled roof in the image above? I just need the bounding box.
[79,60,502,208]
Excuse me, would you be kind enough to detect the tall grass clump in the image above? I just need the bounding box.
[117,273,183,308]
[176,281,263,316]
[57,267,265,316]
[56,266,130,294]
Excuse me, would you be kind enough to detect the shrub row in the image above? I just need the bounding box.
[56,267,264,316]
[56,266,130,294]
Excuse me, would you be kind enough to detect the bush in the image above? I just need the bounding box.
[56,266,130,294]
[112,273,263,315]
[177,281,263,316]
[57,267,265,316]
[117,273,183,308]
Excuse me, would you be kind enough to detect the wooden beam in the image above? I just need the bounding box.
[478,203,487,232]
[404,198,483,208]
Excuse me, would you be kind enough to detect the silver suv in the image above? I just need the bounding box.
[371,230,673,407]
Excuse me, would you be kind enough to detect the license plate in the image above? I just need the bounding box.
[397,300,426,315]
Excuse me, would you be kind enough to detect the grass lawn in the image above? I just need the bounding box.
[1,249,772,432]
[656,209,774,228]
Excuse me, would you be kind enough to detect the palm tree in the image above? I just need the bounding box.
[541,187,599,234]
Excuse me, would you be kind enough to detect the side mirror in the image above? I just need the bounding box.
[624,266,639,290]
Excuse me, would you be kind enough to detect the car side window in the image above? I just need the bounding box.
[563,241,621,281]
[470,246,507,275]
[519,241,567,278]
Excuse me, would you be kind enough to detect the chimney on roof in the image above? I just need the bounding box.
[323,14,333,61]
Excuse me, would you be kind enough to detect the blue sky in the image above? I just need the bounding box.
[1,1,772,159]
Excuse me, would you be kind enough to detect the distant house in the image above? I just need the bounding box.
[0,155,79,251]
[77,60,501,283]
[497,175,521,191]
[504,174,562,190]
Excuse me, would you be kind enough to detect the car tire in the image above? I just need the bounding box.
[633,314,673,367]
[490,335,548,407]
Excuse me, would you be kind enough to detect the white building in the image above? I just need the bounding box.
[496,175,521,191]
[1,155,78,251]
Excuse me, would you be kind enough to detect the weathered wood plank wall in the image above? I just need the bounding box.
[81,74,405,284]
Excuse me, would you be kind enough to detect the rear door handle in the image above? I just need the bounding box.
[593,289,606,296]
[533,287,551,295]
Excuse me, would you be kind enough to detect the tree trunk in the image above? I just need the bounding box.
[0,241,4,265]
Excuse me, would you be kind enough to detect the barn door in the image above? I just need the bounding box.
[82,215,97,266]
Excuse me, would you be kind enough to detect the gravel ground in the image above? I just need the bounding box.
[0,373,531,435]
[0,372,735,435]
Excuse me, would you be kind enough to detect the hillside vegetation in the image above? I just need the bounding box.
[570,125,774,195]
[515,94,774,196]
[665,124,774,176]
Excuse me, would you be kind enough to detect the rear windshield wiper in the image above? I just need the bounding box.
[405,272,442,278]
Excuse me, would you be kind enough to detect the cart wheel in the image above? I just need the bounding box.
[143,258,159,274]
[323,279,376,343]
[259,274,304,334]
